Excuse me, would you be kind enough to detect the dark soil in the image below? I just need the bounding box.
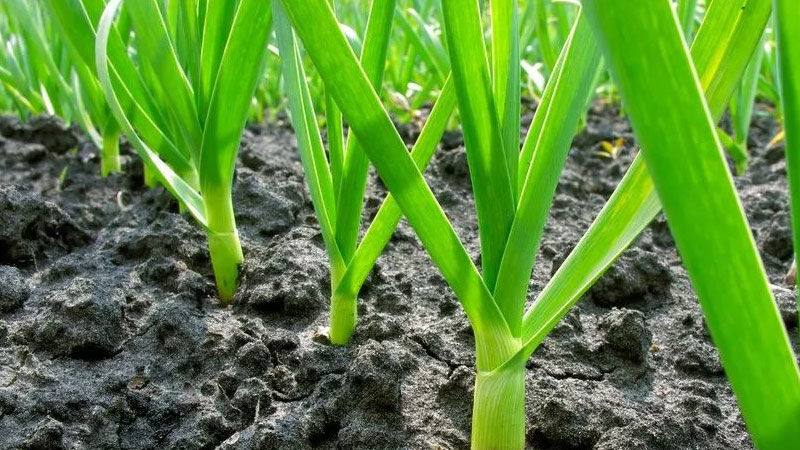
[0,104,797,450]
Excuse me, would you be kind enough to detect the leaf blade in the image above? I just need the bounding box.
[440,0,516,290]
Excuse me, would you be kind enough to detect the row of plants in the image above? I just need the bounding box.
[1,0,799,448]
[0,1,790,171]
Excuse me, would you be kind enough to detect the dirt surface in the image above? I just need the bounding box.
[0,104,797,450]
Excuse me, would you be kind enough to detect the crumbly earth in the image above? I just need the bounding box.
[0,104,797,450]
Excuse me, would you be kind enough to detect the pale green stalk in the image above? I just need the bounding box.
[96,0,273,302]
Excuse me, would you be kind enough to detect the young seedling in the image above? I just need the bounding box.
[719,36,765,175]
[278,0,800,448]
[596,137,624,160]
[274,0,457,345]
[390,4,449,118]
[0,0,74,120]
[94,0,273,302]
[45,0,126,177]
[0,0,127,177]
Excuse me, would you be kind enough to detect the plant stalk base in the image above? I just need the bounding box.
[207,230,244,305]
[471,363,526,450]
[101,134,121,177]
[329,291,357,345]
[143,163,158,188]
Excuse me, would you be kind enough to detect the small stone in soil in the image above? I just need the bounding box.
[0,265,30,312]
[590,248,671,307]
[32,277,127,359]
[597,308,652,363]
[0,185,91,267]
[773,285,798,329]
[673,335,723,376]
[786,259,797,286]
